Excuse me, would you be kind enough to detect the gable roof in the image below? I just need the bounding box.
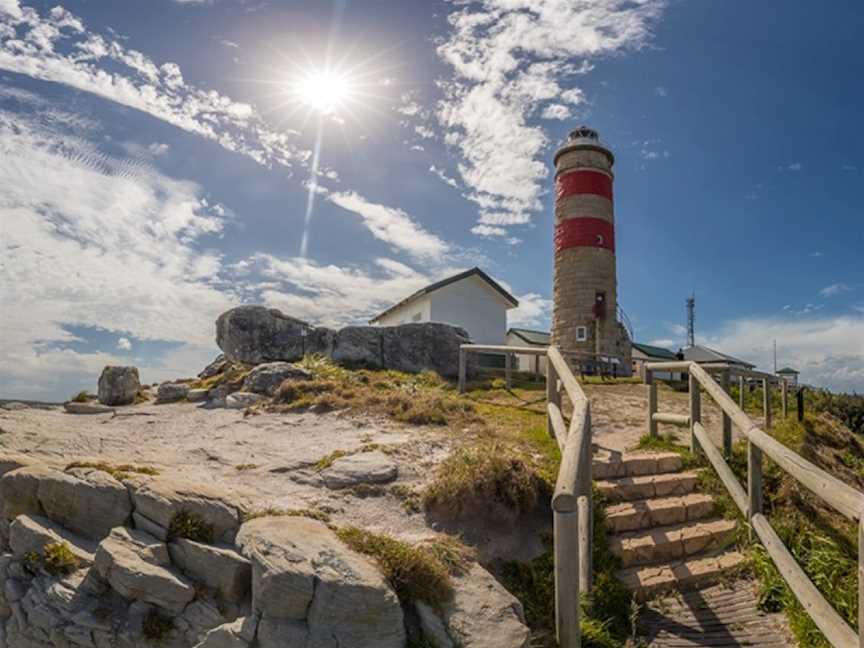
[682,345,755,368]
[776,367,799,375]
[508,328,551,346]
[632,342,678,360]
[369,267,518,324]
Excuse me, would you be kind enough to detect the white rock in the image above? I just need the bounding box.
[63,402,115,415]
[194,616,258,648]
[168,538,251,602]
[320,451,398,489]
[8,514,97,565]
[225,392,264,409]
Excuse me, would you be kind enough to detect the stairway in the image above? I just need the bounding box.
[593,451,746,601]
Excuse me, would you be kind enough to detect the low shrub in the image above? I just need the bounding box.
[422,442,550,516]
[168,510,214,543]
[43,541,80,576]
[70,390,94,403]
[335,527,469,609]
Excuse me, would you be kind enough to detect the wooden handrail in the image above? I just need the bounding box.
[548,346,586,405]
[647,359,864,648]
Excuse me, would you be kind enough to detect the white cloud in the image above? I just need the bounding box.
[648,338,676,348]
[541,103,571,120]
[706,315,864,393]
[429,164,460,189]
[820,283,853,298]
[810,251,824,257]
[478,212,531,226]
[0,4,308,169]
[508,293,551,328]
[435,0,665,233]
[148,142,170,156]
[116,337,132,351]
[654,85,667,97]
[327,191,450,261]
[471,224,508,237]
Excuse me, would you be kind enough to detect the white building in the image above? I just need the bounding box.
[506,328,549,373]
[369,267,518,345]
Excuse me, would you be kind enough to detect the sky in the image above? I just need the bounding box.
[0,0,861,402]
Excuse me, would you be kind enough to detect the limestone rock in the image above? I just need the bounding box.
[416,563,530,648]
[187,389,210,403]
[94,527,194,613]
[241,362,311,396]
[225,392,264,410]
[156,382,189,404]
[168,538,251,602]
[194,615,258,648]
[9,514,97,564]
[36,468,132,540]
[199,354,228,380]
[381,323,470,377]
[320,451,399,490]
[97,366,140,406]
[236,516,405,647]
[216,305,335,364]
[132,512,168,541]
[131,478,241,543]
[0,401,28,411]
[0,465,55,521]
[331,326,385,368]
[63,402,116,415]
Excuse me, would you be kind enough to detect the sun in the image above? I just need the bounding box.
[294,70,354,115]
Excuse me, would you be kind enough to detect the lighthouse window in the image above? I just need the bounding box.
[576,326,588,342]
[596,234,604,245]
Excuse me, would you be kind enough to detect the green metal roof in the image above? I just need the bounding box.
[508,328,551,346]
[632,342,678,360]
[776,367,799,374]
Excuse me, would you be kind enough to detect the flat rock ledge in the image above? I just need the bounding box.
[320,451,399,490]
[0,453,530,648]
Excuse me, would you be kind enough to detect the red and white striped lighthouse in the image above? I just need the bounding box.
[552,127,631,371]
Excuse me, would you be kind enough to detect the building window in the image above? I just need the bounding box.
[576,326,587,342]
[412,312,422,322]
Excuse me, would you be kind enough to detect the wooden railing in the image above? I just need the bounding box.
[646,361,864,648]
[459,343,592,647]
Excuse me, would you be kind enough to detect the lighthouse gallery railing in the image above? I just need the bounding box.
[458,343,592,648]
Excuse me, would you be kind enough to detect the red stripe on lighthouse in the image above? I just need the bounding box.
[555,217,615,253]
[556,170,613,201]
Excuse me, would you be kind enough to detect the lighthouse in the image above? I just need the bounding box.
[551,127,631,373]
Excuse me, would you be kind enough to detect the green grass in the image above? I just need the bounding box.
[65,461,159,481]
[43,541,80,576]
[241,507,331,524]
[633,432,699,469]
[335,527,470,610]
[168,510,214,543]
[70,390,95,403]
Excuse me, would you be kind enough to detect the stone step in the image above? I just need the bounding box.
[592,452,683,480]
[606,493,716,533]
[617,550,746,601]
[596,471,700,503]
[610,518,737,567]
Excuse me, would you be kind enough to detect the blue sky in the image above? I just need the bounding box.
[0,0,861,401]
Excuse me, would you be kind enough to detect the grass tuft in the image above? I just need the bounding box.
[422,441,550,516]
[43,541,80,576]
[168,509,214,543]
[634,433,699,468]
[335,527,470,609]
[65,461,159,481]
[242,507,331,524]
[70,390,95,403]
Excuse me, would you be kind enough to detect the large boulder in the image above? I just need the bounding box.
[235,516,405,647]
[216,306,333,364]
[94,527,195,614]
[331,326,385,368]
[241,362,311,395]
[416,563,530,648]
[382,323,470,377]
[97,366,140,406]
[156,381,189,403]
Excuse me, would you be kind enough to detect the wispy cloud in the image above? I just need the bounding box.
[434,0,665,236]
[820,283,853,298]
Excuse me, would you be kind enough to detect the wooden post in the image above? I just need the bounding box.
[738,375,745,410]
[646,369,658,439]
[859,516,864,648]
[748,441,763,540]
[722,369,732,459]
[458,348,467,393]
[547,359,560,439]
[797,387,805,422]
[534,354,540,382]
[505,353,512,390]
[689,370,701,456]
[762,378,772,430]
[782,380,789,418]
[554,510,580,648]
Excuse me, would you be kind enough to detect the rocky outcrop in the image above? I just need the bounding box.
[63,401,115,414]
[168,539,251,603]
[416,563,531,648]
[225,392,264,410]
[199,354,228,380]
[214,305,472,378]
[216,306,333,364]
[97,366,140,406]
[157,382,190,404]
[187,388,210,403]
[241,362,311,396]
[236,516,406,647]
[320,451,399,490]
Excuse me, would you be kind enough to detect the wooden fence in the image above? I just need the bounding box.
[646,360,864,648]
[459,343,592,648]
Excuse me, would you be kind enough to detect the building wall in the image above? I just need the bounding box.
[505,332,548,373]
[430,275,509,345]
[373,294,432,327]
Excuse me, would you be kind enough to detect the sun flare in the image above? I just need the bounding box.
[294,70,353,115]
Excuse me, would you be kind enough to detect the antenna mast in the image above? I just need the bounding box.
[686,293,696,347]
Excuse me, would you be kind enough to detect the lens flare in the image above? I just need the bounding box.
[294,70,353,115]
